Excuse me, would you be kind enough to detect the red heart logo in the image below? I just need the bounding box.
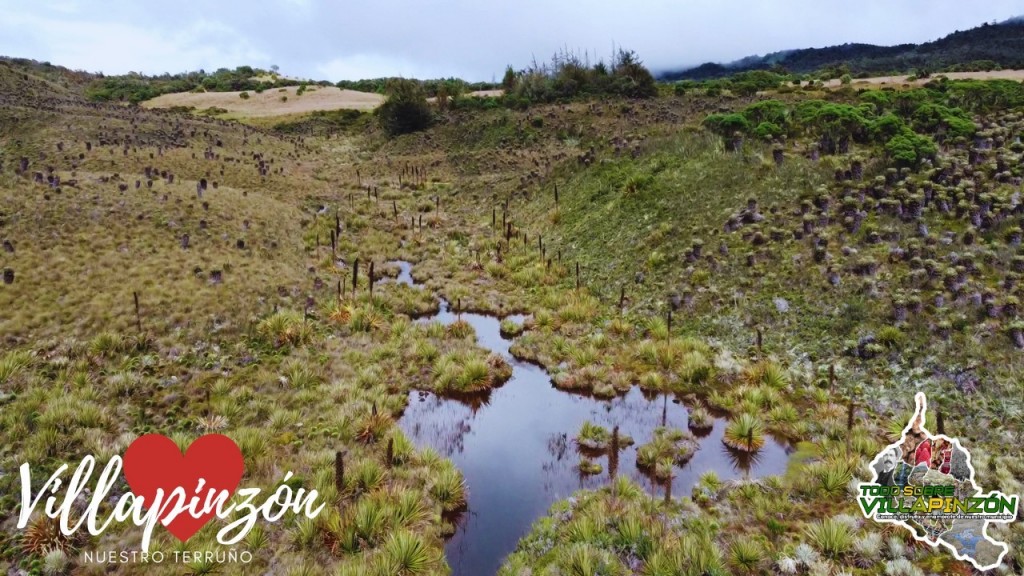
[123,434,244,542]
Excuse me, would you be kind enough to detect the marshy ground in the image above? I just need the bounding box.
[2,58,1024,575]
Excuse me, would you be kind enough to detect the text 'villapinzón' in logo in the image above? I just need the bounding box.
[17,433,325,563]
[858,393,1018,571]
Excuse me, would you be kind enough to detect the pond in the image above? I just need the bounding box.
[390,262,791,576]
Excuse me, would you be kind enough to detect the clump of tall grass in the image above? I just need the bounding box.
[88,332,132,358]
[852,532,883,567]
[41,549,69,575]
[446,319,475,339]
[430,466,467,512]
[722,412,766,453]
[378,531,439,575]
[556,543,615,576]
[391,489,431,529]
[352,496,390,546]
[687,406,713,430]
[884,558,924,576]
[355,411,392,444]
[431,351,502,393]
[387,431,415,466]
[256,310,312,348]
[558,293,600,324]
[815,458,854,496]
[281,360,324,389]
[290,517,320,551]
[729,538,765,573]
[575,421,611,451]
[412,339,438,362]
[612,515,652,559]
[577,457,602,475]
[744,360,789,389]
[804,517,853,559]
[679,350,713,384]
[636,427,697,478]
[499,318,525,337]
[0,349,35,388]
[345,460,384,498]
[19,515,82,557]
[348,304,386,333]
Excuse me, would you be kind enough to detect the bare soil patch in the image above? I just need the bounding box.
[143,85,385,117]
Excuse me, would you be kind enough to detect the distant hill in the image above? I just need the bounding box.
[662,17,1024,80]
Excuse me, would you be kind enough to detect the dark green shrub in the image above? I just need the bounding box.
[376,79,434,136]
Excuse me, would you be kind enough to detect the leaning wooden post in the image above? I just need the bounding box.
[133,291,142,333]
[352,259,359,298]
[334,451,345,492]
[619,286,626,315]
[667,309,672,340]
[845,398,855,454]
[368,261,375,298]
[756,327,763,356]
[609,425,619,480]
[385,438,394,468]
[575,262,580,291]
[554,183,559,205]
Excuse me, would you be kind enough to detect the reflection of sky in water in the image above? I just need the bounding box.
[398,300,791,576]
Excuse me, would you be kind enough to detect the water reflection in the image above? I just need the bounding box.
[397,300,791,576]
[385,261,791,575]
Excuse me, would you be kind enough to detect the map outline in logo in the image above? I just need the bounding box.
[858,392,1018,571]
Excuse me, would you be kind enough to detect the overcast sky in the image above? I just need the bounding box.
[0,0,1020,81]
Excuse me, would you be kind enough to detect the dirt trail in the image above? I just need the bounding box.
[821,69,1024,87]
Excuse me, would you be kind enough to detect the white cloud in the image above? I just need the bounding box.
[0,10,268,75]
[0,0,1020,80]
[315,54,445,81]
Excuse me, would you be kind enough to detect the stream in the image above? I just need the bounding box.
[385,261,791,576]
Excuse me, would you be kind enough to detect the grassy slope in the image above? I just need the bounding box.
[505,103,1024,440]
[0,64,490,575]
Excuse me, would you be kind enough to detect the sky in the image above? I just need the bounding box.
[0,0,1021,81]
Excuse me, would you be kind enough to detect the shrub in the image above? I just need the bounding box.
[377,79,434,136]
[703,113,751,138]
